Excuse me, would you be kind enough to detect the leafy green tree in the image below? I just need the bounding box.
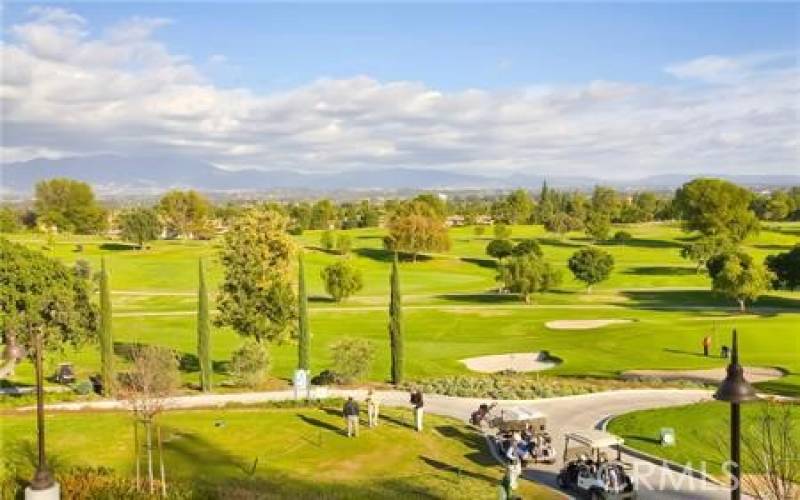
[612,231,633,245]
[412,194,447,218]
[99,258,114,395]
[0,238,97,363]
[0,207,21,233]
[680,235,734,273]
[310,199,336,229]
[711,253,772,311]
[320,229,336,250]
[330,338,375,383]
[500,254,562,303]
[512,239,543,257]
[118,208,161,249]
[385,200,450,262]
[297,253,310,371]
[34,178,106,234]
[765,245,800,291]
[486,239,514,261]
[584,212,611,241]
[388,254,404,384]
[230,339,270,388]
[215,208,297,344]
[493,223,512,240]
[544,212,581,238]
[157,190,210,239]
[494,189,533,224]
[197,259,212,392]
[473,225,486,237]
[568,247,615,293]
[321,260,364,302]
[591,186,621,220]
[336,233,352,254]
[674,179,760,242]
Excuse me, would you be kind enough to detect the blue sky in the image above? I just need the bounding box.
[4,2,797,90]
[1,3,798,177]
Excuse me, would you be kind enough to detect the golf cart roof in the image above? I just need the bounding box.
[501,406,546,421]
[565,430,624,449]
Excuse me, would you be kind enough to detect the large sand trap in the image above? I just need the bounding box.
[622,366,785,384]
[461,352,559,373]
[546,319,633,330]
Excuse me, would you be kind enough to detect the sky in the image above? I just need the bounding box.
[1,2,798,179]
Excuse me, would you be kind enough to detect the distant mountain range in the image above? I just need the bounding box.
[2,155,798,198]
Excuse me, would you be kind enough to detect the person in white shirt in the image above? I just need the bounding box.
[366,389,380,428]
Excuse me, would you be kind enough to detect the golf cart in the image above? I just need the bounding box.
[556,430,637,499]
[485,406,556,465]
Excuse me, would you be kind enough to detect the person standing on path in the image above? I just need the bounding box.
[410,389,424,432]
[366,389,380,428]
[702,335,712,357]
[343,396,360,438]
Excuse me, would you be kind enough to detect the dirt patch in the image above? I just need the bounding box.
[621,366,785,384]
[545,319,633,330]
[460,352,560,373]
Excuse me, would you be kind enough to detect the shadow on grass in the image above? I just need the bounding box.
[621,290,800,314]
[420,456,497,484]
[752,244,794,251]
[162,426,254,477]
[308,295,335,304]
[537,238,585,249]
[99,243,138,251]
[622,266,697,276]
[353,247,434,263]
[755,376,800,398]
[296,413,344,435]
[306,246,343,256]
[601,238,684,249]
[613,433,661,446]
[663,348,719,359]
[434,425,496,467]
[177,352,230,375]
[460,257,498,270]
[436,293,521,304]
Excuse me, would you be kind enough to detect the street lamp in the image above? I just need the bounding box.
[713,329,759,500]
[26,327,59,500]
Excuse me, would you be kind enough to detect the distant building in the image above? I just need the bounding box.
[446,215,465,227]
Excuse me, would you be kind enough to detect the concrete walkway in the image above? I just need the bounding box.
[26,388,736,499]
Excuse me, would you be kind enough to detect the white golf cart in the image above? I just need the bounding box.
[486,406,556,465]
[556,430,637,499]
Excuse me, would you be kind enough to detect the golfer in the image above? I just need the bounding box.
[366,389,380,428]
[702,335,712,357]
[410,389,424,432]
[343,396,360,438]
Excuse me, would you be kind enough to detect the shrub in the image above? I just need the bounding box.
[230,339,270,388]
[320,230,336,250]
[329,338,375,383]
[310,369,343,386]
[321,260,364,302]
[72,380,94,395]
[612,230,632,243]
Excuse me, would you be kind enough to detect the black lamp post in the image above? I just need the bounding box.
[713,329,759,500]
[29,328,55,491]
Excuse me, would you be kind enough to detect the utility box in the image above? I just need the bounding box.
[660,427,676,447]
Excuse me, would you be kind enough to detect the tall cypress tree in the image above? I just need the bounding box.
[197,258,212,391]
[389,253,404,384]
[297,253,310,371]
[99,257,114,396]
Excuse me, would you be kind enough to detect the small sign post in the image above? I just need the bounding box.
[293,369,309,400]
[660,427,676,447]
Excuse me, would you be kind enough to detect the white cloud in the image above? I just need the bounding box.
[1,7,798,178]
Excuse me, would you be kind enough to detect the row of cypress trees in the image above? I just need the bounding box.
[97,251,404,396]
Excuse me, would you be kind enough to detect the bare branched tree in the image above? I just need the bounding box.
[120,345,180,495]
[741,401,800,500]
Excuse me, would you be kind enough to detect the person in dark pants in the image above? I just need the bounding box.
[702,335,712,357]
[410,389,424,432]
[343,396,360,437]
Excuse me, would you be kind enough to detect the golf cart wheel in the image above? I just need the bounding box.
[556,473,568,489]
[588,488,606,500]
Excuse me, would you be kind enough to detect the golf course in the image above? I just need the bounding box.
[2,220,799,499]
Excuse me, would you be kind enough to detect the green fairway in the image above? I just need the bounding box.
[2,222,799,396]
[0,405,557,499]
[607,401,800,477]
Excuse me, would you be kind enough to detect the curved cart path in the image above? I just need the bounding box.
[29,388,734,499]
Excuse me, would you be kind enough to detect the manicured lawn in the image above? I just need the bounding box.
[0,405,557,499]
[2,222,799,396]
[607,401,800,477]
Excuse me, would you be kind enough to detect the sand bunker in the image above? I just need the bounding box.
[545,319,633,330]
[622,366,784,384]
[461,352,559,373]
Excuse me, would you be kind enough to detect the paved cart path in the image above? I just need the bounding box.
[27,388,738,499]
